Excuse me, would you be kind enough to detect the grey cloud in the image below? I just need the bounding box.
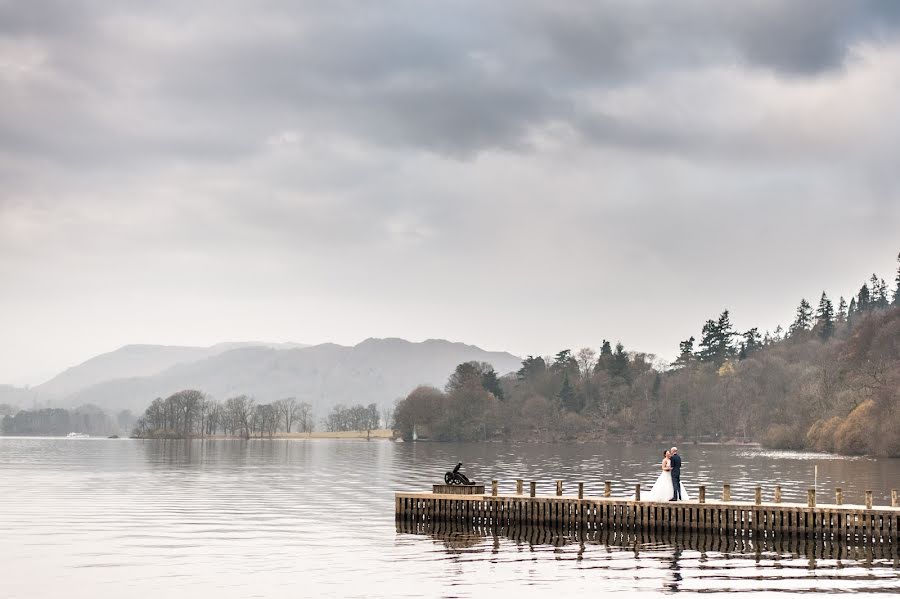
[5,0,900,166]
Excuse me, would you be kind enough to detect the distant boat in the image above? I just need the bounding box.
[66,432,90,438]
[412,425,418,442]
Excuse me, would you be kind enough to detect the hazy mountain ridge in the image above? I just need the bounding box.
[34,342,309,399]
[56,339,521,414]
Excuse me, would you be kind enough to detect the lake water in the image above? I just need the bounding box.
[1,438,898,598]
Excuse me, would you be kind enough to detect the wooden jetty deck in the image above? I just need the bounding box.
[396,483,900,543]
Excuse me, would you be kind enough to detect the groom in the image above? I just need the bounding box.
[669,446,682,501]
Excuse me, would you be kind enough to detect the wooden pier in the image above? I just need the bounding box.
[395,483,900,543]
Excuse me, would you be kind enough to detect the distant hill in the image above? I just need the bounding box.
[55,338,522,415]
[34,342,308,400]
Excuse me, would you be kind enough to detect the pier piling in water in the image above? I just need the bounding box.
[396,480,900,543]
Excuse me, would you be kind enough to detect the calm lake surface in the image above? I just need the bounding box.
[1,438,898,598]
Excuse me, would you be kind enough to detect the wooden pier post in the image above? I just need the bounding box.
[723,484,731,502]
[835,487,843,505]
[892,489,898,508]
[604,481,612,497]
[698,485,706,504]
[578,482,584,500]
[556,480,563,496]
[755,487,762,505]
[807,489,816,508]
[492,480,498,497]
[865,490,873,510]
[530,481,536,498]
[635,484,641,501]
[774,486,782,503]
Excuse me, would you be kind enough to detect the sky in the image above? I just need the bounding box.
[2,0,900,386]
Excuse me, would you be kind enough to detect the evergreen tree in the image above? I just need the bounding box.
[481,367,504,400]
[594,340,614,374]
[815,292,835,340]
[773,325,784,342]
[894,252,900,305]
[608,342,630,382]
[789,299,813,336]
[551,349,577,375]
[517,356,546,380]
[697,310,736,365]
[558,374,579,412]
[857,283,871,312]
[837,296,847,322]
[874,277,889,308]
[740,328,761,358]
[674,336,695,366]
[848,297,857,316]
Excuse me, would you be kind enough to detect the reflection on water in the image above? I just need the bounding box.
[0,438,898,598]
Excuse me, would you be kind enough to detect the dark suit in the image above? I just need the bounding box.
[670,454,682,500]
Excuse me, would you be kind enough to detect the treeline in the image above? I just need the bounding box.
[1,404,134,436]
[393,253,900,456]
[132,391,314,438]
[322,403,381,432]
[132,391,387,438]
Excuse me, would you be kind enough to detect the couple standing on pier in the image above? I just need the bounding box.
[644,446,690,501]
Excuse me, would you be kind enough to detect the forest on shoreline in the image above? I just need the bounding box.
[393,254,900,457]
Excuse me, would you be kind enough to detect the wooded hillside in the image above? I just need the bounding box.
[394,255,900,456]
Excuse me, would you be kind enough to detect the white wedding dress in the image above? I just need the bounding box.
[641,471,690,501]
[643,469,690,501]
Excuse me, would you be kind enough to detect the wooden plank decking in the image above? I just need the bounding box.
[395,490,900,543]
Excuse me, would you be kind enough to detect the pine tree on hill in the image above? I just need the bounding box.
[739,328,762,359]
[697,310,736,365]
[871,274,889,309]
[517,356,546,380]
[857,283,871,312]
[789,299,813,336]
[608,342,630,382]
[674,336,695,366]
[773,325,784,342]
[600,340,612,356]
[481,367,504,400]
[815,292,835,340]
[837,296,848,322]
[558,374,579,412]
[894,252,900,305]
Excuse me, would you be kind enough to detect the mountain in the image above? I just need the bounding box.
[34,342,308,400]
[59,338,522,415]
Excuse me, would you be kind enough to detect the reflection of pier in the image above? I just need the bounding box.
[395,485,900,543]
[397,519,900,563]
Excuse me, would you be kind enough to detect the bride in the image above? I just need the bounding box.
[642,450,690,501]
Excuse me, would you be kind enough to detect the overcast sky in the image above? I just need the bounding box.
[2,1,900,385]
